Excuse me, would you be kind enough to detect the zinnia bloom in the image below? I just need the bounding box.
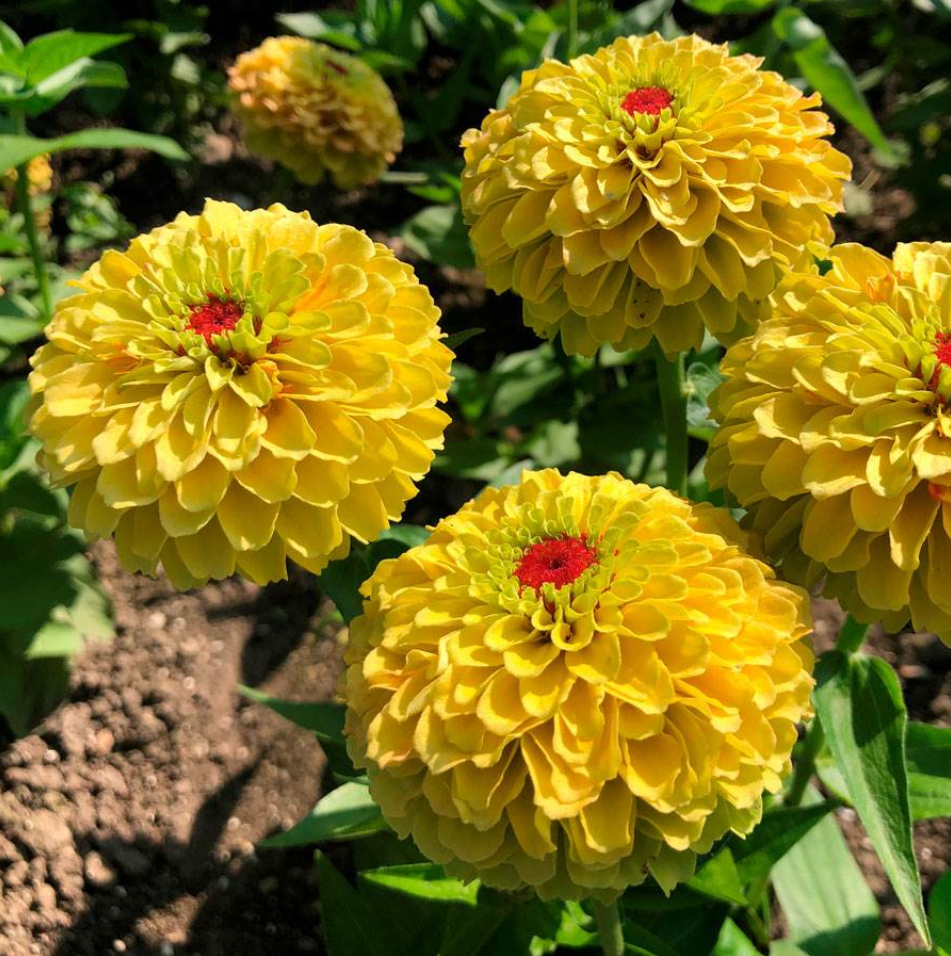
[228,37,403,189]
[460,33,850,357]
[343,469,813,899]
[28,199,452,589]
[707,242,951,643]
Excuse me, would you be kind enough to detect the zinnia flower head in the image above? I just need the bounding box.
[707,242,951,643]
[228,36,403,189]
[343,469,813,900]
[460,32,851,357]
[28,199,452,589]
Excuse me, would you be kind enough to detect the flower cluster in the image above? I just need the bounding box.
[460,32,850,357]
[708,242,951,644]
[229,37,403,189]
[28,200,452,589]
[343,470,814,899]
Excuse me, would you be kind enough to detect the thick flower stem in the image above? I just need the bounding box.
[566,0,578,58]
[786,613,870,806]
[592,899,625,956]
[15,165,51,319]
[655,348,688,497]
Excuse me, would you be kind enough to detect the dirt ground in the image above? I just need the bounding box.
[0,550,948,955]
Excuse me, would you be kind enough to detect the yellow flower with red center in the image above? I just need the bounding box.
[28,200,453,589]
[228,36,403,189]
[460,32,850,357]
[707,242,951,642]
[343,469,814,900]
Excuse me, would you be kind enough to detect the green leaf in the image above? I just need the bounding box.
[236,684,345,745]
[906,722,951,820]
[771,9,889,152]
[259,781,386,847]
[815,652,930,946]
[0,21,23,56]
[24,59,127,116]
[712,919,760,956]
[317,527,427,623]
[399,203,475,270]
[772,786,880,956]
[685,361,724,442]
[0,129,186,175]
[316,851,389,956]
[276,12,363,50]
[688,848,747,905]
[728,801,837,884]
[444,327,484,351]
[20,30,130,84]
[360,863,481,905]
[930,868,951,954]
[684,0,777,12]
[0,470,63,518]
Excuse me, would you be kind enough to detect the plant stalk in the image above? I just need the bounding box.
[566,0,578,58]
[786,613,869,806]
[654,348,688,496]
[14,163,51,321]
[592,899,625,956]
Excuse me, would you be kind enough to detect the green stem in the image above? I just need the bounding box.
[786,613,869,806]
[836,613,870,656]
[785,715,825,808]
[592,899,625,956]
[654,348,688,496]
[566,0,578,58]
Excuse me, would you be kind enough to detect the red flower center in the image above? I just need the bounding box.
[186,295,244,343]
[620,86,673,117]
[514,536,598,590]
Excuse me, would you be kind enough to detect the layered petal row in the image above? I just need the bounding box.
[229,37,403,189]
[343,469,814,900]
[707,242,951,642]
[460,32,850,357]
[28,199,453,589]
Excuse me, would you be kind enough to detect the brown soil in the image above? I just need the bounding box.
[0,542,341,956]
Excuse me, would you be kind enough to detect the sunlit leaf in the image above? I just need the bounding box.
[815,652,929,946]
[0,129,186,174]
[259,781,386,847]
[361,863,481,905]
[772,9,889,152]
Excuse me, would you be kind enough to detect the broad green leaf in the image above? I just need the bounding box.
[815,652,929,946]
[0,21,23,56]
[0,471,62,517]
[259,781,386,847]
[399,203,475,270]
[24,59,127,116]
[685,0,777,12]
[713,919,760,956]
[316,851,388,956]
[688,848,747,905]
[770,945,812,956]
[276,12,363,50]
[360,863,480,905]
[236,684,345,745]
[0,129,186,175]
[20,31,130,84]
[906,722,951,820]
[728,801,837,884]
[772,9,888,151]
[772,786,880,956]
[931,868,951,954]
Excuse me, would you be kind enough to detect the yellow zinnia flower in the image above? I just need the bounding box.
[707,242,951,642]
[228,37,404,189]
[460,33,851,357]
[343,469,814,900]
[27,199,452,589]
